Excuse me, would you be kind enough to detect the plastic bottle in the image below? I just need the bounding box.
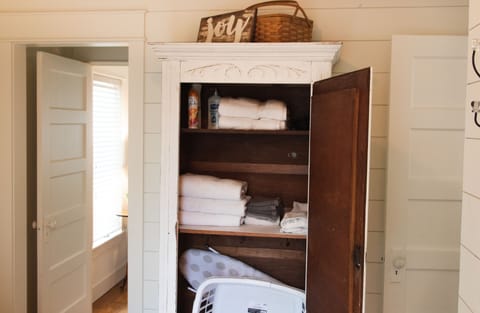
[188,84,201,129]
[208,89,221,129]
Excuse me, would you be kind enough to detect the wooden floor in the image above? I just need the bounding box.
[93,284,127,313]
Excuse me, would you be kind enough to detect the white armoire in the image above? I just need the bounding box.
[151,42,371,313]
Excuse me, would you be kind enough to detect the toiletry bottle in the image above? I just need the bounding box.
[208,89,220,129]
[188,84,201,129]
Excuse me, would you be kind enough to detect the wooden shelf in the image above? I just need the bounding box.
[179,224,306,239]
[188,161,308,175]
[181,128,309,136]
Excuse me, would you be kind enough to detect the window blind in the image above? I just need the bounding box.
[93,74,124,246]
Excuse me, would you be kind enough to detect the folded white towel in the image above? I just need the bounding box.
[244,215,280,226]
[280,227,307,234]
[280,203,308,231]
[179,196,249,216]
[179,211,244,227]
[218,116,286,130]
[179,174,247,200]
[257,100,287,121]
[218,97,260,119]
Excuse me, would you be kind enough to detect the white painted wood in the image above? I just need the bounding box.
[0,11,145,40]
[384,35,467,313]
[127,40,145,313]
[461,193,480,259]
[0,42,14,313]
[368,201,386,232]
[144,102,162,133]
[37,52,92,313]
[370,137,387,169]
[463,139,480,196]
[144,133,162,163]
[144,73,162,103]
[144,193,160,223]
[459,247,480,313]
[465,82,480,139]
[369,169,386,201]
[458,297,474,313]
[371,106,389,137]
[367,232,386,263]
[13,44,28,313]
[91,232,127,301]
[366,263,385,293]
[365,293,383,313]
[145,7,467,42]
[144,164,161,193]
[469,0,480,29]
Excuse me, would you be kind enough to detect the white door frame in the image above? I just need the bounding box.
[3,11,145,313]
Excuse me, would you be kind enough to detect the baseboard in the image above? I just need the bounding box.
[92,264,127,302]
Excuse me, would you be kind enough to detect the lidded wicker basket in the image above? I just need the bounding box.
[247,0,313,42]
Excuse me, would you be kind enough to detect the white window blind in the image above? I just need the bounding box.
[93,74,124,246]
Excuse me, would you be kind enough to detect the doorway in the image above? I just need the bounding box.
[27,46,129,313]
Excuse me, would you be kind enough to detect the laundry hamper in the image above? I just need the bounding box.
[192,277,306,313]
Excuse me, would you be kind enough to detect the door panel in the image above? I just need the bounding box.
[384,35,466,313]
[37,51,92,313]
[307,68,371,313]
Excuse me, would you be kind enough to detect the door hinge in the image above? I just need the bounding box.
[353,244,363,270]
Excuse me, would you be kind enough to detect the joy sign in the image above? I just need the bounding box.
[197,9,257,43]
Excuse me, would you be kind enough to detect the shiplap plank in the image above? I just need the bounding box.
[144,133,162,163]
[463,139,480,196]
[367,232,385,263]
[469,0,480,29]
[370,137,387,169]
[145,45,163,73]
[145,7,467,42]
[144,164,161,193]
[458,296,474,313]
[144,280,159,310]
[145,73,162,103]
[459,247,480,313]
[366,262,385,293]
[465,82,480,139]
[368,200,385,231]
[369,169,386,201]
[0,11,145,40]
[461,193,480,259]
[144,102,162,133]
[144,251,160,281]
[144,193,160,223]
[144,222,160,252]
[333,41,391,73]
[371,106,389,137]
[142,0,466,11]
[365,293,383,313]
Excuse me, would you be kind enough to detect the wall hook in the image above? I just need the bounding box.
[471,100,480,128]
[472,39,480,79]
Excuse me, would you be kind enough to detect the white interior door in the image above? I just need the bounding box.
[384,35,467,313]
[37,51,92,313]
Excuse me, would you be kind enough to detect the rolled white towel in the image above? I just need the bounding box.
[218,97,260,119]
[179,211,244,227]
[179,173,247,200]
[179,196,249,216]
[257,100,287,121]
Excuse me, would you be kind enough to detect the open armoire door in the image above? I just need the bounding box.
[307,68,371,313]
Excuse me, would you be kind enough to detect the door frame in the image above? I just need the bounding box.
[10,34,145,313]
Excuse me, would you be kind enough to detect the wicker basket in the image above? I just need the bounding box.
[246,0,313,42]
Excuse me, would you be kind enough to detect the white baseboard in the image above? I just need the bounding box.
[92,264,127,302]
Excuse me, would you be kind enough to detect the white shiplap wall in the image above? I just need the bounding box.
[141,2,467,313]
[459,1,480,312]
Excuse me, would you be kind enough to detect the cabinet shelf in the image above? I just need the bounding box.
[188,161,308,175]
[179,224,306,239]
[181,128,309,136]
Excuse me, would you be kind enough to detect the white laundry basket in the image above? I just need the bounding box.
[192,277,306,313]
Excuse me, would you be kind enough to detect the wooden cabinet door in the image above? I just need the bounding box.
[307,68,371,313]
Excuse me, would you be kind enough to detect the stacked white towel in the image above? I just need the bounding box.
[280,201,308,234]
[218,98,288,130]
[178,174,248,227]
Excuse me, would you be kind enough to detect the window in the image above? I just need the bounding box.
[92,71,128,247]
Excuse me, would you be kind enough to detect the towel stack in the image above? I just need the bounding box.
[218,98,287,130]
[244,197,283,226]
[178,174,248,227]
[280,201,308,234]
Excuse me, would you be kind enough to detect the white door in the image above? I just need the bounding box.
[37,52,92,313]
[384,35,467,313]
